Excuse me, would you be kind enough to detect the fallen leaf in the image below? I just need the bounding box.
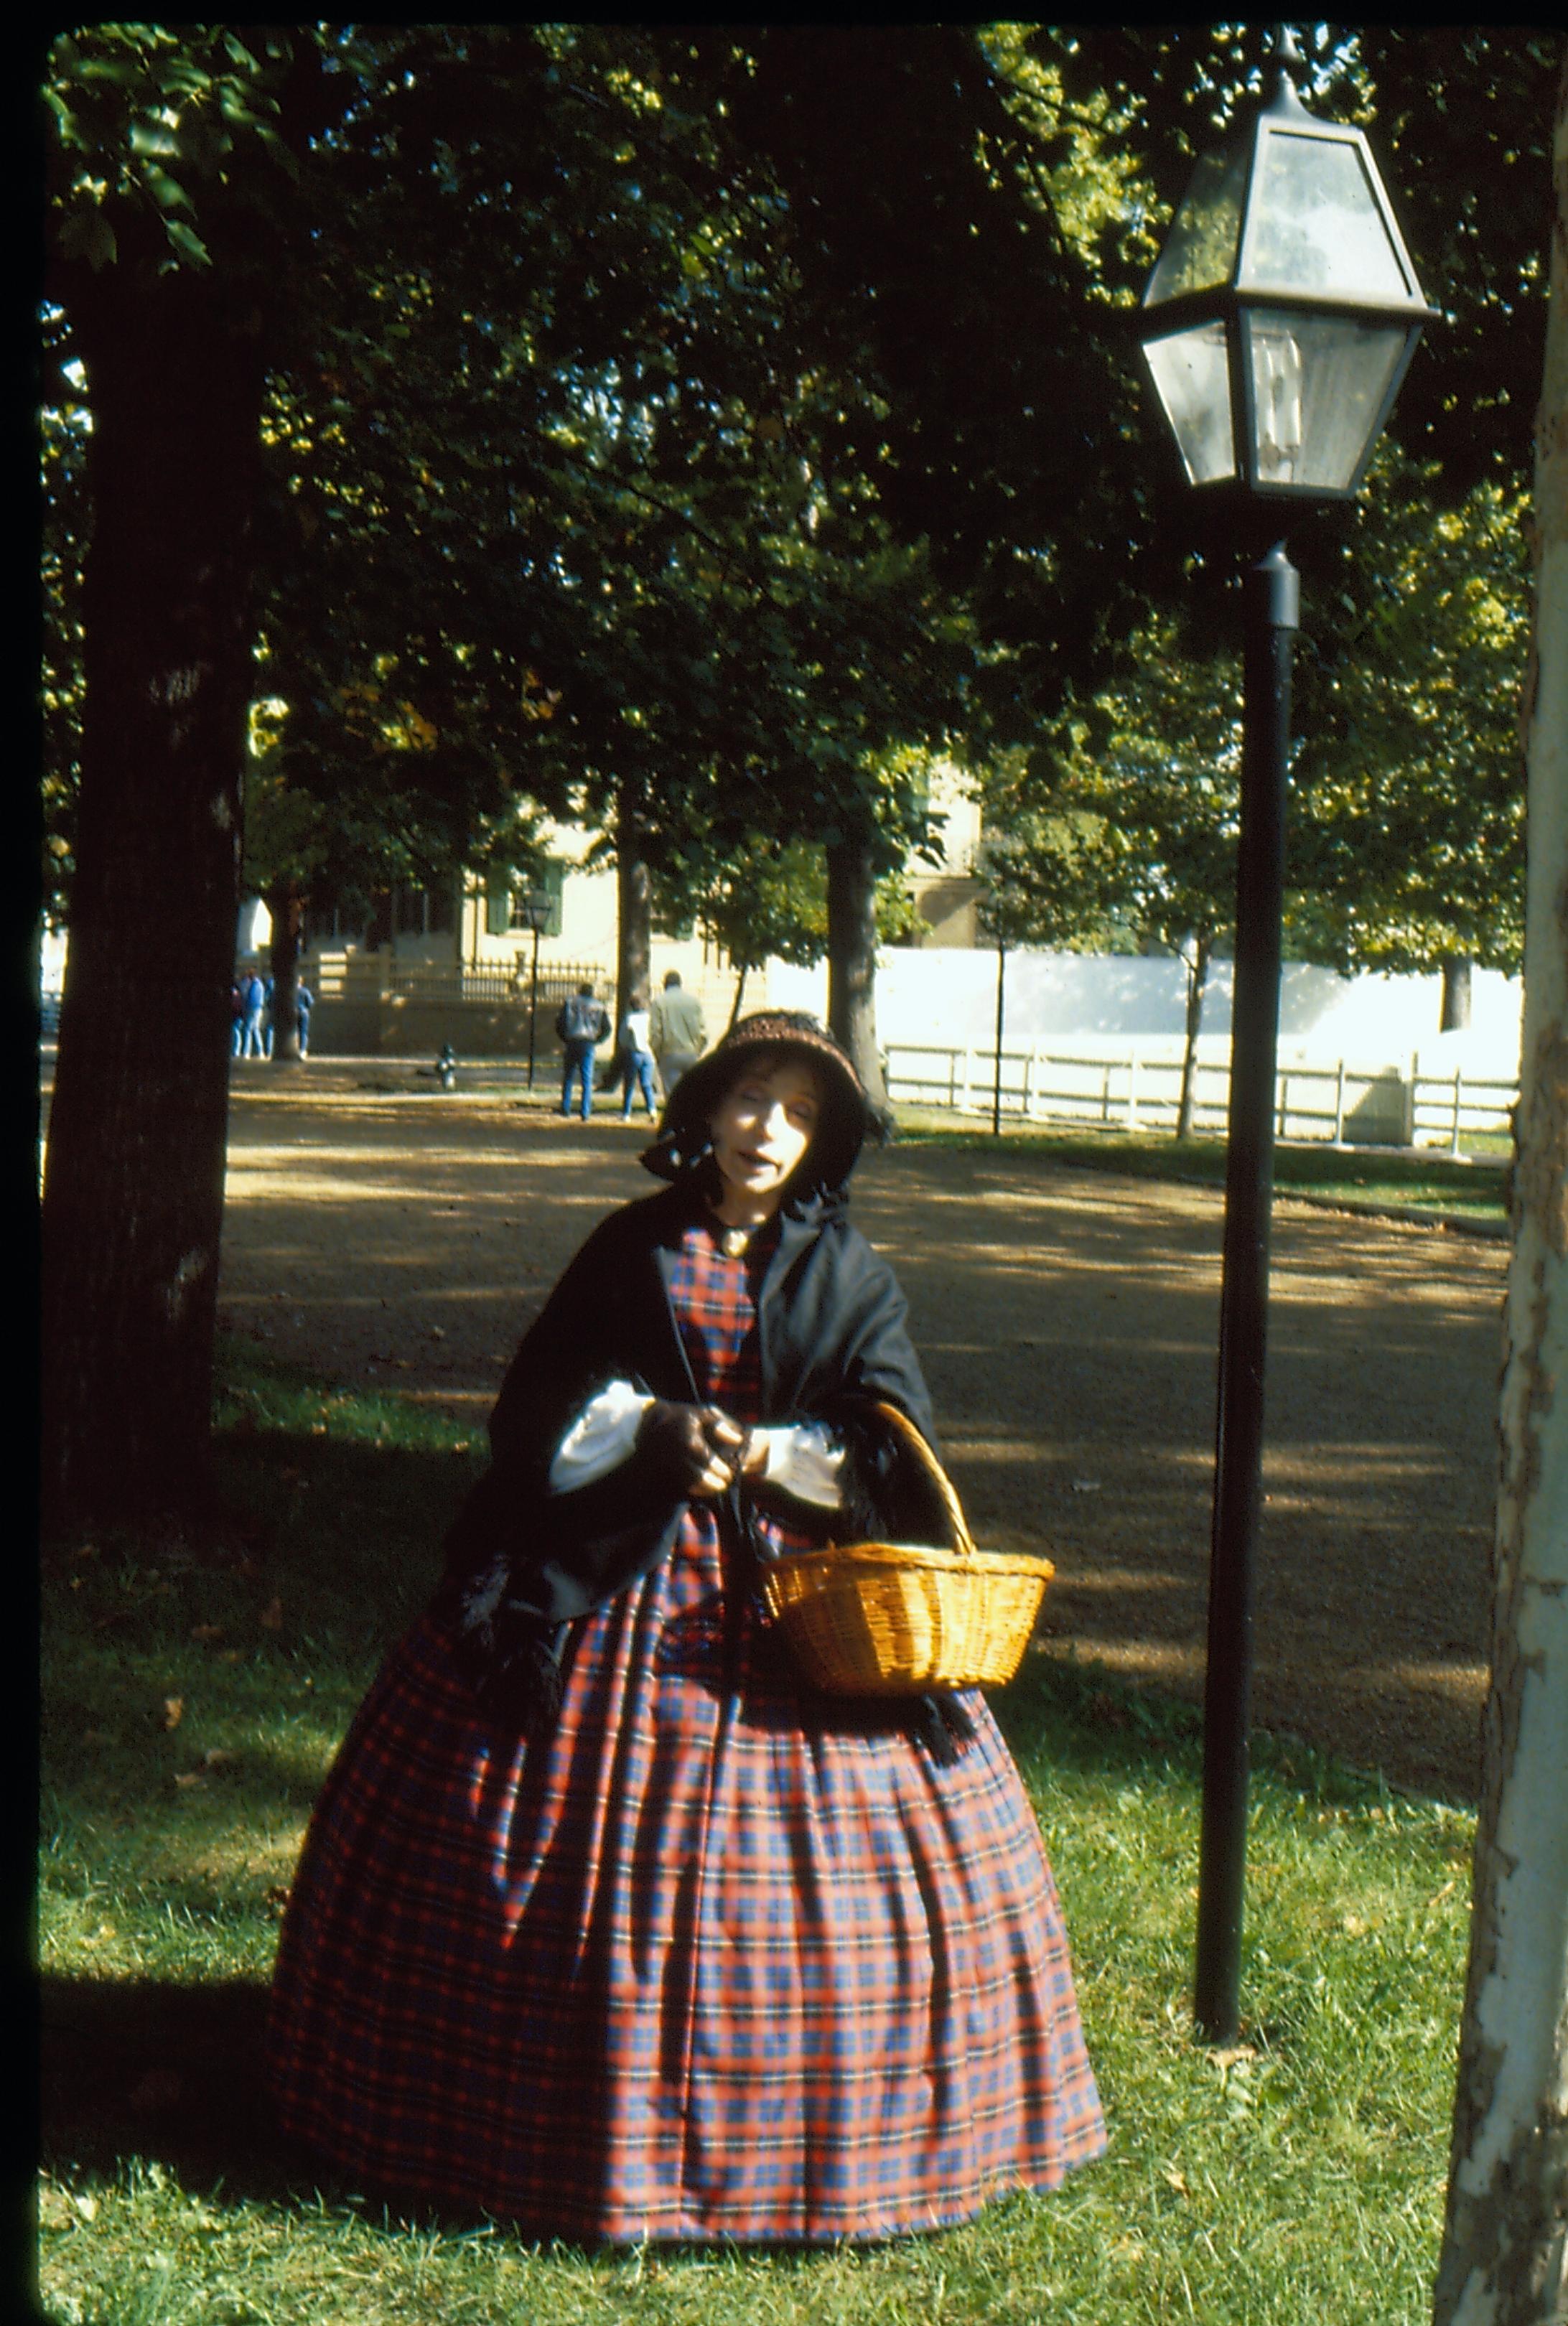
[1070,1478,1102,1495]
[73,2192,98,2223]
[162,1696,184,1731]
[221,1650,243,1665]
[1161,2164,1190,2196]
[174,1771,207,1790]
[258,1597,284,1631]
[190,1624,225,1644]
[202,1747,237,1770]
[429,1325,446,1340]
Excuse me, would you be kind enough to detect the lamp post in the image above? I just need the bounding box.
[517,890,553,1090]
[1134,28,1437,2044]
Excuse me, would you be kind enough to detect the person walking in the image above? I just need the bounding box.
[556,984,610,1119]
[240,969,268,1059]
[618,991,658,1121]
[296,983,314,1059]
[650,968,704,1093]
[267,1011,1105,2243]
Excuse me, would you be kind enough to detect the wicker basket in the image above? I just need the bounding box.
[761,1403,1054,1695]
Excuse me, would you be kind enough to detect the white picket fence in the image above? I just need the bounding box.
[883,1042,1518,1153]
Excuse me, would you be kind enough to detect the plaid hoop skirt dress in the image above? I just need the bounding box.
[267,1221,1105,2241]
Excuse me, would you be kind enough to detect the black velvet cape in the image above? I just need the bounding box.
[437,1177,966,1744]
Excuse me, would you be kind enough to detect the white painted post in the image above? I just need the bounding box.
[1127,1050,1140,1131]
[1434,76,1568,2301]
[1452,1068,1465,1157]
[1333,1059,1347,1144]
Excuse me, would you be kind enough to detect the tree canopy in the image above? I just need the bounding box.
[39,22,1557,1523]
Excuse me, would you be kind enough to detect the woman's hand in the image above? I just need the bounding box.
[637,1401,747,1499]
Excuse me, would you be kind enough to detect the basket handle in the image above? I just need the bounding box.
[867,1401,977,1561]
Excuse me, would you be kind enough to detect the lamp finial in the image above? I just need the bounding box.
[1262,24,1309,116]
[1270,26,1305,78]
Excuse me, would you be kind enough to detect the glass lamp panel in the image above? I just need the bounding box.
[1243,129,1414,302]
[1144,141,1250,306]
[1142,321,1236,485]
[1242,308,1411,490]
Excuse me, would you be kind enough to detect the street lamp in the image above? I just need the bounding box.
[1134,28,1437,2045]
[515,889,553,1090]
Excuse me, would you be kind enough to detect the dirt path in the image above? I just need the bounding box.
[217,1065,1506,1803]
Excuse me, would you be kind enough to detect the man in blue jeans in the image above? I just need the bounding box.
[556,984,610,1118]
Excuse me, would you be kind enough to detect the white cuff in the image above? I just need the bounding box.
[549,1379,653,1493]
[548,1392,844,1509]
[752,1422,844,1510]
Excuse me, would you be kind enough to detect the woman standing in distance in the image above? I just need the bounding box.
[268,1012,1105,2241]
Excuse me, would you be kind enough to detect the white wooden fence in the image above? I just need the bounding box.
[883,1042,1518,1153]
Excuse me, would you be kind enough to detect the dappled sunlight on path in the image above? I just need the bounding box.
[217,1078,1506,1800]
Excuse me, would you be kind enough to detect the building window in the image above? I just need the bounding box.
[486,861,564,938]
[393,884,457,938]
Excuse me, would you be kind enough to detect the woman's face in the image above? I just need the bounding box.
[709,1055,823,1220]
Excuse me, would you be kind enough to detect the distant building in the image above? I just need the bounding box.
[902,760,982,947]
[235,761,992,999]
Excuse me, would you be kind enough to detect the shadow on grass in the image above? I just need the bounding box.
[39,1975,845,2256]
[39,1975,480,2234]
[40,1974,297,2200]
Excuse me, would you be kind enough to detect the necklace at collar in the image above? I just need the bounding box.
[704,1207,770,1259]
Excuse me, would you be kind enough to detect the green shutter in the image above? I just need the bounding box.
[485,878,510,936]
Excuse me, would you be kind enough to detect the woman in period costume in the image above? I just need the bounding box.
[266,1012,1105,2243]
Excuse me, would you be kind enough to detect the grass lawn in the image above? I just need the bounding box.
[39,1347,1473,2324]
[890,1117,1510,1230]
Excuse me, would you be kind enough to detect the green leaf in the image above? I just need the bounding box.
[161,216,211,268]
[129,119,182,159]
[43,89,88,150]
[141,161,195,214]
[156,60,218,101]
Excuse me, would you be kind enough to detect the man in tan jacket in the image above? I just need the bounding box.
[650,971,704,1093]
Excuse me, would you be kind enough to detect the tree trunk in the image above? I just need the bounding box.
[615,783,652,1036]
[41,268,263,1529]
[1177,931,1214,1140]
[1442,955,1475,1033]
[728,962,750,1031]
[267,883,307,1064]
[1433,52,1568,2323]
[826,834,889,1113]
